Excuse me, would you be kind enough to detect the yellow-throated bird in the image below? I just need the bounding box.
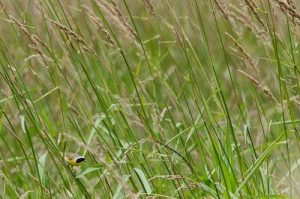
[64,153,85,166]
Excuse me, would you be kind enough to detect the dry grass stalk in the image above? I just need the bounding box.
[244,0,268,31]
[0,1,4,13]
[9,16,50,64]
[214,0,247,34]
[287,0,295,7]
[160,107,167,122]
[50,19,96,56]
[110,0,137,39]
[172,26,184,48]
[240,67,300,107]
[286,0,296,23]
[82,5,116,47]
[225,32,260,76]
[287,96,300,106]
[143,0,155,16]
[25,51,53,68]
[213,0,272,46]
[228,7,253,29]
[238,69,279,104]
[275,0,300,24]
[227,8,269,43]
[213,1,270,44]
[97,0,137,42]
[149,175,184,181]
[9,16,47,48]
[110,0,126,24]
[178,183,206,191]
[213,0,229,19]
[150,106,168,134]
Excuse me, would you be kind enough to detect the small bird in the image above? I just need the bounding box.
[64,153,85,166]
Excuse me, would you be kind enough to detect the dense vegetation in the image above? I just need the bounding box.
[0,0,300,198]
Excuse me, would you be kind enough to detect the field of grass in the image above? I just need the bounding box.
[1,0,300,198]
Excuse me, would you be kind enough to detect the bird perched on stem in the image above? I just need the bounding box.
[64,153,85,166]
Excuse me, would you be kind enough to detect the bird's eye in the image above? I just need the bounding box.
[75,157,85,163]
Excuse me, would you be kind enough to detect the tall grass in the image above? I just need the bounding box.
[0,0,300,198]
